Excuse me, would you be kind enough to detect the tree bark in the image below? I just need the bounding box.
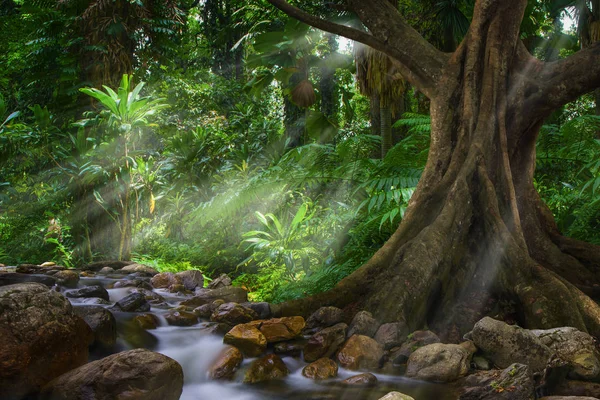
[267,0,600,337]
[380,104,392,158]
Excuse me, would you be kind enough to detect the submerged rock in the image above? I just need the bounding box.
[209,346,243,380]
[406,343,472,382]
[243,354,289,383]
[302,358,338,380]
[337,334,384,371]
[133,313,160,330]
[39,349,183,400]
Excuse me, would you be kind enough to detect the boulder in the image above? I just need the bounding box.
[223,324,267,357]
[211,302,257,325]
[16,264,65,274]
[305,306,344,331]
[176,270,204,290]
[54,270,80,287]
[302,358,339,380]
[193,300,223,319]
[209,346,243,380]
[111,292,150,312]
[459,363,535,400]
[0,272,56,287]
[274,339,306,357]
[73,306,117,350]
[39,349,183,400]
[0,283,91,400]
[120,263,159,276]
[66,285,109,301]
[120,319,158,349]
[242,301,271,319]
[348,311,380,338]
[304,322,348,362]
[243,354,289,383]
[391,330,441,365]
[471,317,553,373]
[406,343,472,382]
[337,334,384,371]
[208,273,232,289]
[183,286,248,307]
[342,373,378,386]
[378,392,415,400]
[127,287,167,307]
[98,267,115,274]
[374,322,409,350]
[133,313,160,330]
[151,272,181,289]
[40,261,56,267]
[165,310,198,326]
[113,279,153,290]
[248,316,305,343]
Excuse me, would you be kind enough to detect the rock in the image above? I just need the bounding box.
[83,260,134,272]
[133,313,160,330]
[39,349,183,400]
[242,301,271,319]
[406,343,471,382]
[151,272,181,288]
[342,372,378,386]
[337,334,384,371]
[391,330,441,365]
[176,270,204,290]
[16,264,65,274]
[0,272,57,287]
[471,317,553,373]
[304,322,348,362]
[120,319,158,349]
[40,261,56,267]
[274,339,306,356]
[553,380,600,398]
[378,392,415,400]
[348,311,380,338]
[211,302,257,325]
[73,306,116,350]
[54,270,80,287]
[111,292,150,312]
[79,271,95,277]
[98,267,114,274]
[223,324,267,357]
[193,303,215,318]
[183,286,248,307]
[113,279,153,290]
[120,263,159,276]
[473,355,493,370]
[532,327,600,381]
[249,316,305,343]
[305,306,344,331]
[0,283,91,399]
[243,354,289,383]
[79,297,111,305]
[127,287,167,307]
[208,273,232,289]
[459,363,535,400]
[209,346,244,380]
[374,322,409,350]
[302,358,339,380]
[168,283,190,294]
[66,285,109,301]
[165,310,198,326]
[540,397,600,400]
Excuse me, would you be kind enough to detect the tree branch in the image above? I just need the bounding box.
[265,0,447,98]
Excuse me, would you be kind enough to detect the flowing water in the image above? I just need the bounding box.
[66,275,458,400]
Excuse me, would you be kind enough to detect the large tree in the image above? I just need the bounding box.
[266,0,600,338]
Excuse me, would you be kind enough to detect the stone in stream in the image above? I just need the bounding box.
[243,354,289,384]
[127,287,167,307]
[120,263,159,276]
[348,310,380,338]
[39,349,183,400]
[378,393,415,400]
[53,270,80,287]
[83,260,134,272]
[165,309,198,326]
[458,363,535,400]
[133,313,160,330]
[111,292,151,312]
[176,269,204,290]
[274,339,306,357]
[374,321,410,350]
[247,316,305,343]
[208,273,232,289]
[113,279,153,290]
[304,322,347,362]
[193,299,225,318]
[182,286,249,307]
[302,358,339,380]
[539,398,600,400]
[73,305,117,350]
[211,302,257,325]
[552,380,600,398]
[0,283,92,400]
[208,346,243,380]
[0,272,57,287]
[406,342,473,382]
[305,306,344,332]
[242,301,271,319]
[390,330,441,365]
[337,334,384,371]
[98,266,114,274]
[341,372,378,386]
[16,263,65,274]
[66,285,110,301]
[223,324,267,357]
[151,272,181,288]
[120,318,158,349]
[79,297,111,305]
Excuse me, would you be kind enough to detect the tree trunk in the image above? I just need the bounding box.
[271,0,600,338]
[370,93,381,158]
[380,104,392,158]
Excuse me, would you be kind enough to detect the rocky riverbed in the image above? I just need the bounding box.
[1,261,599,400]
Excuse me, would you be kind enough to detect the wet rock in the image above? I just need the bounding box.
[113,279,153,290]
[40,261,56,267]
[348,311,380,338]
[66,285,109,301]
[306,306,344,332]
[39,349,183,400]
[133,313,160,330]
[342,372,378,386]
[406,343,472,382]
[0,283,91,400]
[54,270,80,287]
[120,319,158,349]
[176,269,204,290]
[459,363,535,400]
[208,273,232,289]
[73,305,116,350]
[209,346,243,380]
[127,287,167,306]
[168,283,191,294]
[151,272,181,289]
[83,260,134,272]
[249,316,305,343]
[111,292,150,312]
[79,297,111,305]
[165,309,198,326]
[79,271,95,277]
[243,354,289,383]
[98,267,114,274]
[374,322,410,350]
[183,286,248,307]
[302,358,338,380]
[391,330,441,365]
[304,322,348,362]
[553,380,600,398]
[532,327,600,380]
[274,339,306,357]
[223,324,267,357]
[378,392,415,400]
[211,302,257,325]
[0,272,56,287]
[471,317,553,373]
[193,303,215,318]
[243,301,271,319]
[337,334,384,371]
[120,263,159,276]
[16,264,65,274]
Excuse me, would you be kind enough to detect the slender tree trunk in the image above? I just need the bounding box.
[284,73,306,148]
[380,104,392,158]
[370,93,381,158]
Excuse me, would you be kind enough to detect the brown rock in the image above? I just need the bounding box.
[348,311,380,338]
[176,270,204,290]
[120,263,159,276]
[165,310,198,326]
[211,302,257,325]
[243,354,289,383]
[249,316,305,343]
[274,339,306,356]
[73,305,117,350]
[306,306,344,331]
[209,346,243,380]
[223,324,267,357]
[304,323,347,362]
[391,330,441,365]
[133,313,160,330]
[54,270,80,287]
[302,358,339,380]
[183,286,248,307]
[151,272,181,289]
[338,334,384,371]
[342,372,378,386]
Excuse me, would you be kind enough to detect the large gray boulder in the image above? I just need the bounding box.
[39,349,183,400]
[0,283,92,400]
[406,343,472,382]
